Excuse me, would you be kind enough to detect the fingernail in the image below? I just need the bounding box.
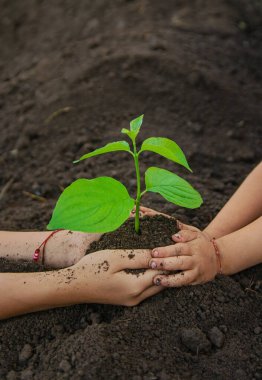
[152,250,159,257]
[154,278,162,286]
[173,233,181,240]
[150,261,157,269]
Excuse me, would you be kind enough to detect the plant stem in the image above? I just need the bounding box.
[133,141,141,233]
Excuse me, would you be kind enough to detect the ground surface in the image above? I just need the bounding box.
[0,0,261,379]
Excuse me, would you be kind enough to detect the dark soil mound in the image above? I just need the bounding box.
[1,217,261,380]
[0,0,261,379]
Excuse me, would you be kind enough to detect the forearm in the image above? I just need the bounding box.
[0,230,87,268]
[217,216,262,276]
[0,268,84,320]
[205,162,262,238]
[0,231,52,261]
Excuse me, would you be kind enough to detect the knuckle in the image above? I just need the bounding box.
[159,259,167,269]
[176,256,184,266]
[175,244,183,255]
[165,275,176,287]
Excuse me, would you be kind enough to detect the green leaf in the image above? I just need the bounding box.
[130,114,144,134]
[74,141,131,163]
[121,115,144,141]
[140,137,192,172]
[145,167,203,209]
[121,128,136,141]
[47,177,135,233]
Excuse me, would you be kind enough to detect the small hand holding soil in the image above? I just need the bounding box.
[150,223,219,287]
[71,249,164,306]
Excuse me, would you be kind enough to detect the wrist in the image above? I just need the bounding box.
[210,238,222,275]
[214,237,232,276]
[45,266,89,307]
[203,226,222,240]
[67,261,95,304]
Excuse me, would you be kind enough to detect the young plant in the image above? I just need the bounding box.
[48,115,203,233]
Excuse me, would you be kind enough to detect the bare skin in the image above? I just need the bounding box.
[0,249,163,320]
[0,207,153,268]
[0,230,102,268]
[149,162,262,286]
[0,208,163,319]
[2,163,261,318]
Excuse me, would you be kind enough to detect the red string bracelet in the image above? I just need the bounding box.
[211,238,222,275]
[33,229,63,265]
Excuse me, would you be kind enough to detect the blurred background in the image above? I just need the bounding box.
[0,0,261,230]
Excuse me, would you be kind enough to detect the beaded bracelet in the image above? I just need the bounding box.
[211,238,222,275]
[33,229,63,265]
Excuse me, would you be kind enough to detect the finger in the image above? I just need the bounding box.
[130,207,147,218]
[139,206,155,213]
[129,208,140,217]
[139,206,160,217]
[172,229,199,243]
[139,206,173,219]
[140,268,167,288]
[88,232,103,242]
[153,270,196,287]
[177,220,200,232]
[151,243,191,258]
[140,206,159,213]
[112,249,152,272]
[149,256,193,271]
[136,284,165,304]
[121,268,167,292]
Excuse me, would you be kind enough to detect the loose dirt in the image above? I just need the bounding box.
[0,1,261,379]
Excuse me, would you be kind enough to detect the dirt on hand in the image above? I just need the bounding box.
[0,0,261,379]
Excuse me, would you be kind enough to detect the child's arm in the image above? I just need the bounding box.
[0,249,163,319]
[0,230,102,268]
[149,216,262,287]
[204,162,262,239]
[0,207,155,269]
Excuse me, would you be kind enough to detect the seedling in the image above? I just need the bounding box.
[48,115,203,233]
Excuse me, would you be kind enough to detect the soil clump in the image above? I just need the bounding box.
[0,0,261,379]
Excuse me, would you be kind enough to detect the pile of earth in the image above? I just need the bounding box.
[0,0,261,379]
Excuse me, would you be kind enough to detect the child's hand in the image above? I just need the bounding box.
[72,249,164,306]
[172,221,211,243]
[149,224,219,287]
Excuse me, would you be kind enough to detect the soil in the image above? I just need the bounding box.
[0,0,262,379]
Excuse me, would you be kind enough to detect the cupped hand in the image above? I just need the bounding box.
[45,230,103,268]
[149,223,219,287]
[72,249,164,306]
